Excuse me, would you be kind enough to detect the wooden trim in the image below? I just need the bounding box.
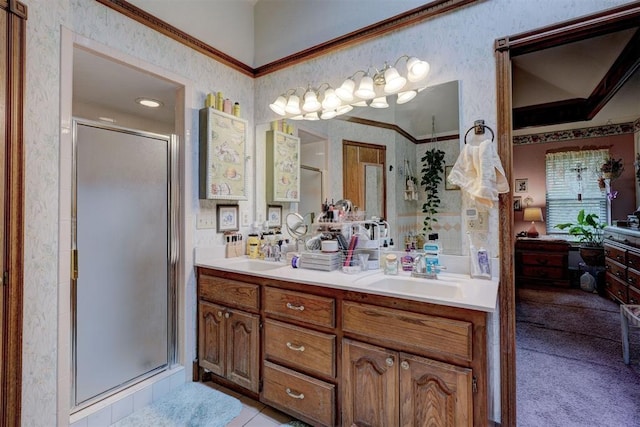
[253,0,483,77]
[96,0,484,77]
[495,46,516,427]
[94,0,253,77]
[496,3,640,426]
[1,2,26,427]
[336,116,459,144]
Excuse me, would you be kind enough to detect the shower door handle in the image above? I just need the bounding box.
[72,249,79,280]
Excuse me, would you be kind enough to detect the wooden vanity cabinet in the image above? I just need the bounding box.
[196,267,488,427]
[197,271,260,393]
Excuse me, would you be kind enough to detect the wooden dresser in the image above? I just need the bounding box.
[515,238,571,287]
[603,226,640,304]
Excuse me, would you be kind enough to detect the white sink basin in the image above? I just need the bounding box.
[225,258,286,272]
[365,276,463,299]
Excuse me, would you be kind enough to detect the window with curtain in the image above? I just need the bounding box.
[545,149,609,237]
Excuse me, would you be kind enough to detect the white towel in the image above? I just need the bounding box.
[448,139,509,208]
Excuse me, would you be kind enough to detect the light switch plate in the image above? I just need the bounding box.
[467,211,488,232]
[242,210,251,227]
[196,214,216,229]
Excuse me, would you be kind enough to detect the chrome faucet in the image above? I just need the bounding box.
[411,253,445,279]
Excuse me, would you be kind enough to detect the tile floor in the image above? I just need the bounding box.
[204,382,296,427]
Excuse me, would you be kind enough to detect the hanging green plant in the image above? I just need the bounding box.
[420,147,445,232]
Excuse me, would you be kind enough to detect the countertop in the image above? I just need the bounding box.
[195,248,498,312]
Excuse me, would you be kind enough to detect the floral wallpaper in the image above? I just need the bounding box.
[19,0,633,425]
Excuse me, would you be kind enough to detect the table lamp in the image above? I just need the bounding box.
[523,207,543,238]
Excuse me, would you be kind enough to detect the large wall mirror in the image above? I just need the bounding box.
[257,80,462,254]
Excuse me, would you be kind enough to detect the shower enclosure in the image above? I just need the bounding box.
[71,120,178,409]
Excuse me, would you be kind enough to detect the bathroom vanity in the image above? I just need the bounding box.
[195,253,498,427]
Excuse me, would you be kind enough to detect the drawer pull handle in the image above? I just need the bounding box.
[224,312,230,319]
[286,302,305,311]
[616,271,622,278]
[617,290,623,297]
[217,311,223,317]
[286,342,305,352]
[628,278,636,285]
[631,298,638,304]
[401,361,410,370]
[285,388,305,400]
[386,357,394,367]
[617,256,624,262]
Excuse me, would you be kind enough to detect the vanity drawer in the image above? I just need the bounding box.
[604,243,626,264]
[627,268,640,288]
[264,287,335,328]
[264,319,336,378]
[520,252,565,267]
[262,361,335,427]
[199,273,259,311]
[627,250,640,270]
[342,301,472,362]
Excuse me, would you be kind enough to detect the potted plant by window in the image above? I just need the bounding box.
[600,157,624,180]
[555,209,606,266]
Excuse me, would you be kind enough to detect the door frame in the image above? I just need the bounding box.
[1,2,27,426]
[495,3,640,425]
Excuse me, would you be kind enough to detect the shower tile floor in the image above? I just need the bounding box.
[205,382,297,427]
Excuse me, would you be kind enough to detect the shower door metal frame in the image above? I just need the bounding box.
[70,119,179,411]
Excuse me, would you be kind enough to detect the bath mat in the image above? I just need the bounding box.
[113,382,242,427]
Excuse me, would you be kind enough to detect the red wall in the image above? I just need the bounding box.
[513,133,635,235]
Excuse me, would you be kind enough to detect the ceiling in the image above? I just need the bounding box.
[74,1,640,137]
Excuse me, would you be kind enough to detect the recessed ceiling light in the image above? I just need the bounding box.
[135,97,163,108]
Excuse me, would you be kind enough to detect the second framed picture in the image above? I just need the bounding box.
[217,204,239,232]
[267,205,282,228]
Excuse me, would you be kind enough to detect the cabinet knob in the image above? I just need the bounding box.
[286,302,305,312]
[616,271,623,278]
[286,342,305,352]
[386,357,394,367]
[630,297,638,304]
[224,312,230,319]
[400,360,410,370]
[285,388,305,400]
[217,311,223,317]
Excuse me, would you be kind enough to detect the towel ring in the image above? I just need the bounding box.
[464,121,495,144]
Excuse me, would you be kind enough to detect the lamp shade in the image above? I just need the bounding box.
[354,75,375,99]
[523,207,543,222]
[284,94,301,115]
[269,95,287,115]
[523,207,543,238]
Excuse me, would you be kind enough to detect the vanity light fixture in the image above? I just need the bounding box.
[135,97,163,108]
[269,55,430,121]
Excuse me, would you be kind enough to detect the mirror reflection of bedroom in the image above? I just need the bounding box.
[511,20,640,424]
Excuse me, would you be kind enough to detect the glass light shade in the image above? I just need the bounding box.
[336,104,353,115]
[289,115,304,120]
[354,76,376,99]
[269,96,287,116]
[352,100,368,107]
[397,90,417,104]
[284,94,301,115]
[303,112,320,120]
[370,96,389,108]
[335,79,355,102]
[320,110,337,120]
[383,67,407,94]
[406,57,430,82]
[302,90,321,112]
[321,88,341,110]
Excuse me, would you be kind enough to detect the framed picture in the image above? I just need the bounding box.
[199,108,248,200]
[515,178,528,193]
[444,165,459,190]
[216,204,239,232]
[267,205,282,228]
[513,196,522,211]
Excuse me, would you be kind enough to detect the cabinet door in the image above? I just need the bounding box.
[342,339,398,427]
[399,352,473,427]
[226,308,260,393]
[198,301,226,377]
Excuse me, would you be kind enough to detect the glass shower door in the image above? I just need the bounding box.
[72,120,175,407]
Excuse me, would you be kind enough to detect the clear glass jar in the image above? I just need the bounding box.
[384,254,398,275]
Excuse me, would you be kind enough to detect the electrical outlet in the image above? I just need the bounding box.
[196,214,216,229]
[242,210,250,227]
[467,211,488,232]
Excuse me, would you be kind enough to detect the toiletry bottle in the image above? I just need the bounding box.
[477,247,491,275]
[401,244,414,271]
[233,102,240,117]
[248,233,259,259]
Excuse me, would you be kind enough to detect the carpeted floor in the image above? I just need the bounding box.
[516,285,640,427]
[113,382,242,427]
